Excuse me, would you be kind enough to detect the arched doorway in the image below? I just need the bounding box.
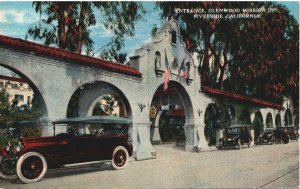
[295,115,299,130]
[0,65,48,130]
[91,94,126,117]
[266,113,273,128]
[275,113,282,128]
[239,109,251,125]
[149,81,193,146]
[284,109,292,126]
[67,81,132,118]
[253,111,264,140]
[224,105,235,127]
[204,103,220,146]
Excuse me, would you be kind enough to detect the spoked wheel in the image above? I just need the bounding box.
[16,152,47,184]
[111,146,129,170]
[0,156,17,179]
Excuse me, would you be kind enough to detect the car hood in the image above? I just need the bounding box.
[22,136,60,148]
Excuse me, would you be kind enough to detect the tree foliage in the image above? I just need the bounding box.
[26,2,145,61]
[156,2,299,106]
[0,89,42,128]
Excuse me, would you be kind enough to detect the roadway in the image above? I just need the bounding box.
[0,141,298,189]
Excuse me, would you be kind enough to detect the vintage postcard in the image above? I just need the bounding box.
[0,1,299,188]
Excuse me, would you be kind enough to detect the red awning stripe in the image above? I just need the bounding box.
[201,86,282,110]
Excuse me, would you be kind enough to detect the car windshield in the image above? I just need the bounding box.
[263,128,274,134]
[226,128,240,136]
[66,123,129,137]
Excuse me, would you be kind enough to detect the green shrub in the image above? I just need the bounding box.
[0,137,18,149]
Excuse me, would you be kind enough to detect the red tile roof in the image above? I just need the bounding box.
[0,35,142,78]
[201,86,282,110]
[0,75,26,83]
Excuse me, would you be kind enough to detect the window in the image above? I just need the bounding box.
[27,96,31,105]
[15,94,24,101]
[171,30,177,44]
[12,84,18,89]
[154,51,161,69]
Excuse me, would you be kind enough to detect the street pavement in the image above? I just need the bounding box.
[0,141,299,189]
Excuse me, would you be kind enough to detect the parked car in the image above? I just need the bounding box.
[274,126,291,144]
[0,116,133,184]
[256,128,275,145]
[219,125,253,150]
[284,126,299,141]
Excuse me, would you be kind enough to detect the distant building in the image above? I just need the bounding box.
[0,75,33,108]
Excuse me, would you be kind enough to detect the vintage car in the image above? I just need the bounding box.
[284,126,299,141]
[219,125,253,150]
[274,126,290,144]
[274,126,299,143]
[0,116,133,184]
[256,128,275,145]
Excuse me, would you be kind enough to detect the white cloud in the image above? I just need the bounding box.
[0,10,38,24]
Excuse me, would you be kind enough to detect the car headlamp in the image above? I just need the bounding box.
[5,141,11,152]
[15,141,22,152]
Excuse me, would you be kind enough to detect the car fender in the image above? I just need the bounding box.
[112,142,133,157]
[0,148,8,158]
[17,148,61,168]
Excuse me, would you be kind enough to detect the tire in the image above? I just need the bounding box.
[248,138,252,148]
[238,139,241,150]
[0,156,17,180]
[16,152,47,184]
[271,137,275,145]
[219,141,223,150]
[111,146,129,170]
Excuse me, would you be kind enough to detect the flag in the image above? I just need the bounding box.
[164,49,169,69]
[179,69,188,79]
[164,66,171,91]
[163,49,171,91]
[178,60,188,79]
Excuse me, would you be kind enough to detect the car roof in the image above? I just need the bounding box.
[52,116,131,125]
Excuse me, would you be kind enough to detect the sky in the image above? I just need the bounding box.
[0,1,299,76]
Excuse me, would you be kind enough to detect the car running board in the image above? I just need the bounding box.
[64,160,110,168]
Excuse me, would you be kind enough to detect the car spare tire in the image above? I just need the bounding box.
[0,156,17,180]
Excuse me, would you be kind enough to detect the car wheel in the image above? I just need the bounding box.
[219,141,223,150]
[271,137,275,145]
[0,156,17,179]
[16,152,47,184]
[238,140,241,150]
[111,146,129,170]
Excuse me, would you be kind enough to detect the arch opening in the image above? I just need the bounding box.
[0,65,48,129]
[67,81,132,119]
[149,81,193,147]
[266,113,273,128]
[204,103,220,146]
[284,109,292,126]
[275,113,282,128]
[239,109,251,125]
[253,111,264,140]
